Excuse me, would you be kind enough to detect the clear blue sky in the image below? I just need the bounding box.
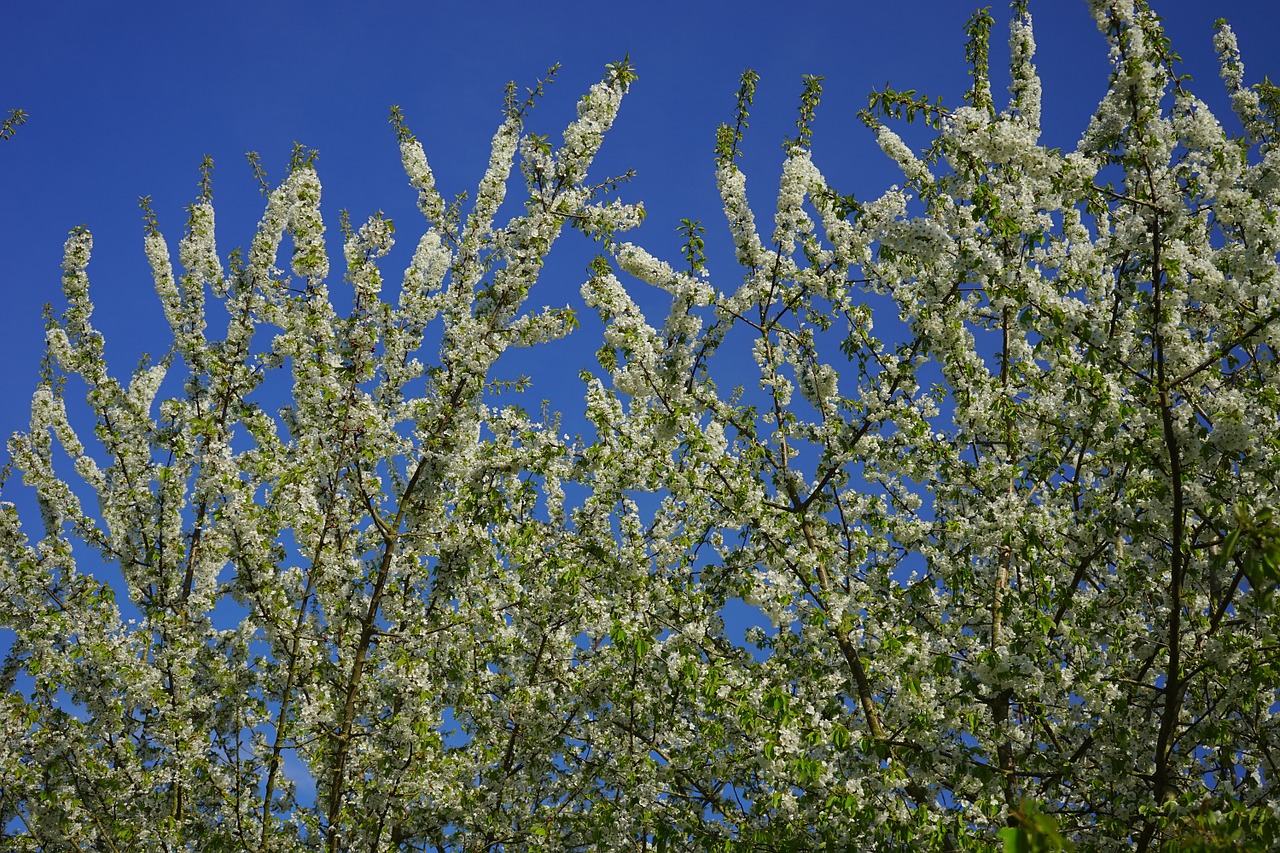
[0,0,1275,509]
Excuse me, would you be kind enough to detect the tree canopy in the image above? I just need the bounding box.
[2,1,1280,850]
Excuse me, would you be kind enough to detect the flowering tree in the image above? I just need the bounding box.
[2,1,1279,850]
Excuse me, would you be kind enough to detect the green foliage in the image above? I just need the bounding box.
[605,53,638,88]
[0,107,26,141]
[1159,796,1280,851]
[677,217,706,273]
[286,141,319,172]
[999,800,1074,852]
[963,5,996,113]
[244,149,270,194]
[1256,75,1280,140]
[1219,505,1280,589]
[503,62,561,121]
[388,104,414,144]
[715,68,760,166]
[788,74,824,150]
[861,85,946,130]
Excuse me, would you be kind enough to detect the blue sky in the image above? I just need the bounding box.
[0,0,1276,603]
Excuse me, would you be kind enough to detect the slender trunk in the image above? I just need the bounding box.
[993,303,1017,818]
[1137,218,1187,853]
[325,537,398,853]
